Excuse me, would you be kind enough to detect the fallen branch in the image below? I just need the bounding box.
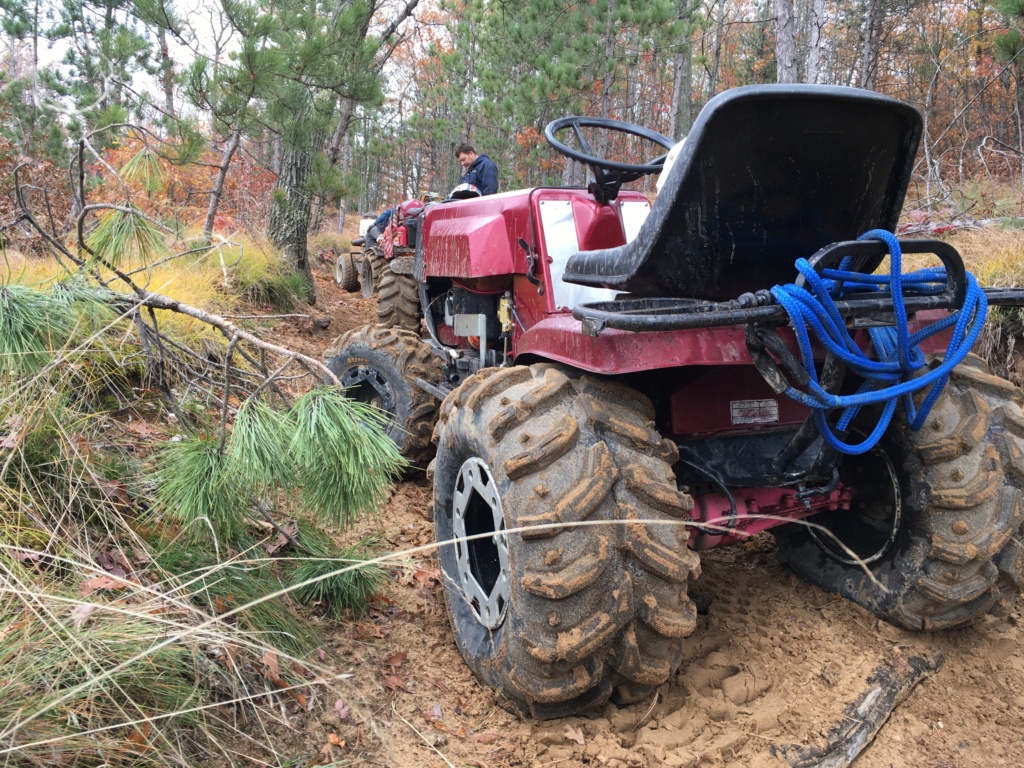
[771,652,944,768]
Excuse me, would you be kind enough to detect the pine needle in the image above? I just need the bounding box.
[154,436,248,545]
[288,388,404,527]
[291,535,385,619]
[86,207,169,270]
[227,398,295,492]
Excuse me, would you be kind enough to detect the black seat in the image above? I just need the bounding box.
[562,85,922,300]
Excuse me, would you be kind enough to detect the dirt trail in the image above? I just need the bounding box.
[269,256,1024,768]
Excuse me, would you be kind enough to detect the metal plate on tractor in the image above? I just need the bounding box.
[730,399,780,425]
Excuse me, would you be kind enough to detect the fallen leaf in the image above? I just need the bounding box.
[98,480,131,506]
[262,651,281,682]
[412,568,440,587]
[123,419,161,439]
[382,674,406,691]
[472,731,499,744]
[0,414,25,450]
[327,733,343,746]
[219,646,237,672]
[351,623,391,640]
[80,575,126,596]
[213,595,232,613]
[264,519,299,556]
[564,725,586,746]
[70,603,97,629]
[334,699,350,720]
[126,720,151,749]
[382,650,407,669]
[318,647,327,661]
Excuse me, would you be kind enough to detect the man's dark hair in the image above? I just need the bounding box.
[455,143,475,156]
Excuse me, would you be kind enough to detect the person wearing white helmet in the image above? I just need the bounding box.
[455,143,498,195]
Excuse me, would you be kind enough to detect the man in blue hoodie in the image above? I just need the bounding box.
[455,143,498,196]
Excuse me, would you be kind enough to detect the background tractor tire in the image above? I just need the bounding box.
[775,354,1024,630]
[325,325,442,469]
[376,263,421,331]
[359,248,383,299]
[335,251,360,291]
[433,365,701,718]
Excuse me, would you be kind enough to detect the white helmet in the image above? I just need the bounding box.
[449,183,481,200]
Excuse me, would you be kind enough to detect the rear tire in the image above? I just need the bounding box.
[324,325,442,469]
[376,263,420,331]
[775,354,1024,629]
[359,248,383,299]
[433,365,700,718]
[335,251,359,291]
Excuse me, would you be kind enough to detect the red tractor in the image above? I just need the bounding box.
[340,199,425,330]
[325,85,1024,718]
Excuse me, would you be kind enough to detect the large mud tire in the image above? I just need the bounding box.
[359,248,383,299]
[376,263,420,331]
[775,354,1024,629]
[335,251,359,291]
[325,325,442,469]
[433,365,701,718]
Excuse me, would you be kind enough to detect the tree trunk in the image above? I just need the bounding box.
[158,27,175,119]
[203,129,241,244]
[804,0,826,84]
[669,23,693,140]
[859,0,878,90]
[1016,73,1024,198]
[311,98,356,234]
[775,0,798,83]
[709,0,727,95]
[267,120,326,303]
[596,0,616,158]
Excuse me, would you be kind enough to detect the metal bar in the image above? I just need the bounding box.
[574,287,1024,335]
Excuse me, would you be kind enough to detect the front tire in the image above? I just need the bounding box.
[433,365,701,718]
[324,325,442,468]
[775,354,1024,629]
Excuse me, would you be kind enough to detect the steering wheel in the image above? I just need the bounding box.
[544,116,675,184]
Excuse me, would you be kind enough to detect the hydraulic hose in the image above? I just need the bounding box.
[769,229,987,455]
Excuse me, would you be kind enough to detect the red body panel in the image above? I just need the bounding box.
[420,190,535,279]
[419,186,955,438]
[671,365,810,437]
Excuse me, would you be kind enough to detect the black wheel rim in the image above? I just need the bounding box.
[811,443,902,565]
[340,364,396,418]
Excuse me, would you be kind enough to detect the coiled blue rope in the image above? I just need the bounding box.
[770,229,987,455]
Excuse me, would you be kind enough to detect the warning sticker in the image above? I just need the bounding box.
[730,399,780,425]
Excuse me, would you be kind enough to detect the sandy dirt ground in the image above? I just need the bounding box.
[256,245,1024,768]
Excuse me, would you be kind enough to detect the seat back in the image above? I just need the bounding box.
[563,85,922,299]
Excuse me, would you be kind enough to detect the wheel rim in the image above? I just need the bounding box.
[451,457,510,630]
[811,443,902,565]
[334,254,346,284]
[339,364,396,417]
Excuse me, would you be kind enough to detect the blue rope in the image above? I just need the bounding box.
[769,229,987,455]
